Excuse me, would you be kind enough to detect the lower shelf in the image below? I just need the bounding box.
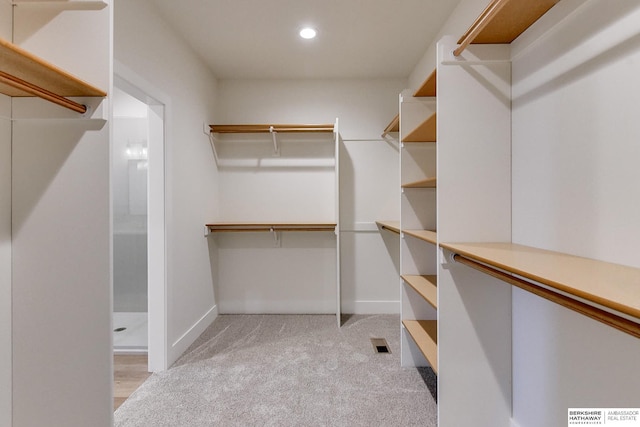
[403,319,438,374]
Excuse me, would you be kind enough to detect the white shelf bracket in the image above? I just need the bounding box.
[270,126,280,157]
[207,130,220,165]
[204,225,211,237]
[270,227,281,247]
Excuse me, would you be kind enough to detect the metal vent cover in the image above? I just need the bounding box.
[371,338,391,354]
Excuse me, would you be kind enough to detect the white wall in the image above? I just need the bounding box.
[0,5,11,423]
[114,0,220,365]
[0,96,11,427]
[511,1,640,425]
[10,2,112,426]
[217,79,404,314]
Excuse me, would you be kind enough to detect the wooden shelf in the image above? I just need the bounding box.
[0,37,106,113]
[382,114,399,136]
[402,275,437,309]
[12,1,107,10]
[440,242,640,337]
[455,0,560,56]
[413,69,437,98]
[210,124,334,134]
[402,113,436,143]
[402,320,438,374]
[207,222,337,232]
[376,220,400,235]
[403,229,437,245]
[402,177,436,189]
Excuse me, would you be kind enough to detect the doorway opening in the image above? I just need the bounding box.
[112,73,166,372]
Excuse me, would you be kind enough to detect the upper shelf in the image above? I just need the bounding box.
[0,37,106,114]
[455,0,561,56]
[413,69,437,98]
[210,124,334,134]
[402,113,436,143]
[11,1,107,10]
[207,223,337,233]
[441,242,640,324]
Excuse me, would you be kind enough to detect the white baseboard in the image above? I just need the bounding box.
[168,304,218,366]
[341,300,400,314]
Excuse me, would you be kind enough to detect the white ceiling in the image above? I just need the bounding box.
[151,0,460,80]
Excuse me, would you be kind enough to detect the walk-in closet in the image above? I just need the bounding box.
[1,0,639,426]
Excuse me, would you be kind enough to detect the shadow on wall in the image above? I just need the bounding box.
[11,119,107,235]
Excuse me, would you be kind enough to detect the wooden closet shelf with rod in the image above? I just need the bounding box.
[413,68,437,98]
[0,37,106,114]
[206,223,337,233]
[402,320,438,374]
[402,177,436,189]
[454,0,561,56]
[210,124,334,133]
[441,242,640,338]
[402,113,436,143]
[376,221,400,235]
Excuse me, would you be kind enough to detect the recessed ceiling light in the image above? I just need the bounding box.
[299,27,317,39]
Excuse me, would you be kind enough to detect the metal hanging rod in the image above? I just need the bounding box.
[451,253,640,339]
[0,70,87,114]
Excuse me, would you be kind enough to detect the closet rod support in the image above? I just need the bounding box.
[451,253,640,339]
[270,227,281,247]
[270,126,280,157]
[0,70,87,114]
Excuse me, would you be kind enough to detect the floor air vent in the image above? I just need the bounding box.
[371,338,391,354]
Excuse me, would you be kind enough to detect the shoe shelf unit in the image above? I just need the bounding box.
[398,80,438,372]
[206,120,341,325]
[0,36,106,115]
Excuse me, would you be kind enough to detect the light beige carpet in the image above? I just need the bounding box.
[115,314,437,426]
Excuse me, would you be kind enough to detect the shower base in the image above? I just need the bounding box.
[113,311,148,353]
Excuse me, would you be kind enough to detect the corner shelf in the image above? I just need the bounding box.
[402,275,437,309]
[402,113,436,143]
[440,242,640,338]
[402,320,438,374]
[382,114,399,138]
[376,220,400,235]
[0,37,106,114]
[403,229,437,245]
[206,222,336,233]
[402,177,436,189]
[455,0,561,56]
[413,69,437,98]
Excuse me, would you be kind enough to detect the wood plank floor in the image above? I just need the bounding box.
[114,354,151,411]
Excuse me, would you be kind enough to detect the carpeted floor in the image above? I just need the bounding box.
[114,314,437,426]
